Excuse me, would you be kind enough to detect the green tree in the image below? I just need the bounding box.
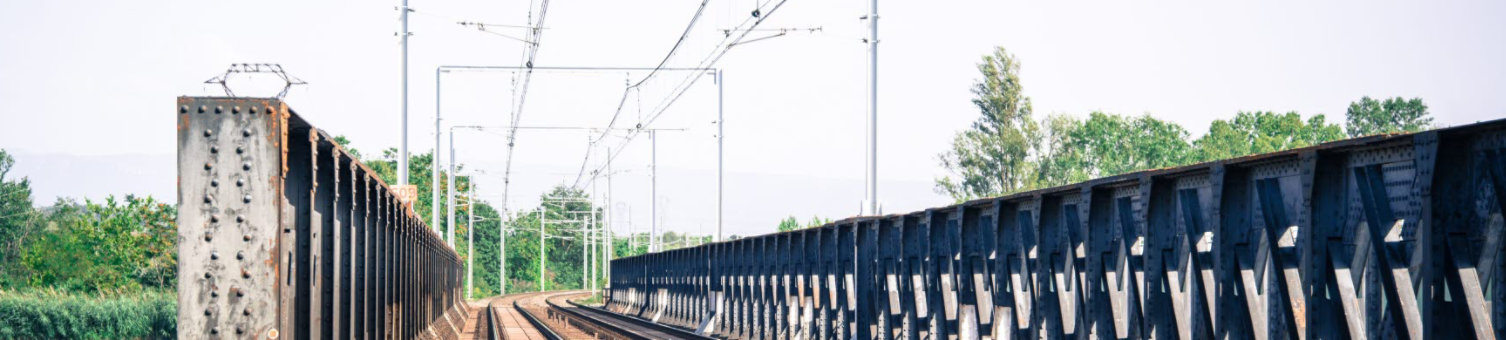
[937,47,1042,201]
[21,195,176,293]
[0,149,37,286]
[1194,111,1345,161]
[776,216,800,232]
[1345,96,1432,137]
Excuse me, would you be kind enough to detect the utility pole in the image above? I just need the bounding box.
[650,130,658,253]
[605,150,614,285]
[716,70,724,242]
[506,198,512,294]
[433,73,444,234]
[466,181,475,298]
[538,208,545,292]
[398,0,411,187]
[446,132,455,247]
[865,0,879,216]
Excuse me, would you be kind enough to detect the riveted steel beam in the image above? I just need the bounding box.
[177,97,464,339]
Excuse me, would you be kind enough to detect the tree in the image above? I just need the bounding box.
[937,47,1042,201]
[0,149,36,286]
[21,195,176,293]
[1345,96,1432,137]
[776,216,800,232]
[1194,111,1345,161]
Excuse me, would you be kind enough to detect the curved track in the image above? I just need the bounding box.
[466,291,714,340]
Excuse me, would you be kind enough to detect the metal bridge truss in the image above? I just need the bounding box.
[176,97,466,339]
[608,119,1506,339]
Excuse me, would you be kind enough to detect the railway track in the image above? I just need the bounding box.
[472,291,714,340]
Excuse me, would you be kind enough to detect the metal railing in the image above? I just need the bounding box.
[176,97,466,339]
[608,118,1506,339]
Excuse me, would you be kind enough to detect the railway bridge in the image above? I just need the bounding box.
[174,95,1506,339]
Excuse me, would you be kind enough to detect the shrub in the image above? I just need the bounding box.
[0,288,175,339]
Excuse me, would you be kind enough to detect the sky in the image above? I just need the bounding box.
[2,0,1504,239]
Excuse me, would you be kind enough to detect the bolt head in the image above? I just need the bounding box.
[198,105,208,113]
[204,129,213,137]
[242,128,252,137]
[249,106,259,114]
[203,194,214,204]
[215,106,224,113]
[242,162,251,171]
[204,272,212,279]
[236,178,245,187]
[236,215,244,223]
[243,234,252,242]
[210,251,220,260]
[211,179,219,187]
[180,105,189,113]
[204,232,213,242]
[243,195,251,203]
[232,106,241,114]
[236,251,245,260]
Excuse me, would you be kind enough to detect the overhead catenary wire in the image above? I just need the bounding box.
[572,0,791,189]
[499,0,552,230]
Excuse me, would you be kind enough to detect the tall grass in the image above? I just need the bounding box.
[0,288,175,339]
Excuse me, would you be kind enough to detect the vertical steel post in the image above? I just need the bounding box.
[606,148,614,286]
[717,70,724,242]
[399,0,410,187]
[446,131,456,248]
[466,182,474,298]
[431,68,442,230]
[539,208,545,292]
[865,0,879,216]
[651,130,658,252]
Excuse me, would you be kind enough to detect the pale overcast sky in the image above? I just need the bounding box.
[2,0,1504,238]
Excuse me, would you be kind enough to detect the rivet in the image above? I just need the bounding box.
[198,105,208,113]
[180,105,189,113]
[236,251,245,260]
[204,129,213,137]
[243,308,251,316]
[249,106,259,114]
[242,128,252,137]
[204,232,213,242]
[235,288,244,297]
[210,215,219,223]
[236,178,245,187]
[236,327,244,334]
[232,106,241,114]
[242,269,251,278]
[264,106,274,114]
[243,234,252,242]
[236,215,245,223]
[211,327,220,334]
[204,162,213,171]
[204,272,212,279]
[210,146,219,154]
[204,194,214,204]
[243,162,252,171]
[211,290,219,298]
[243,195,252,203]
[215,106,224,113]
[236,146,244,154]
[211,179,219,187]
[204,308,212,316]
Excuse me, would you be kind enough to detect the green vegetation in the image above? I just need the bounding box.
[777,215,832,232]
[0,288,175,339]
[937,46,1436,201]
[0,149,179,337]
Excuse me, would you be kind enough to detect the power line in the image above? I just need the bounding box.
[572,0,791,189]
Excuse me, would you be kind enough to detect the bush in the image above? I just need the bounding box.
[0,288,175,339]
